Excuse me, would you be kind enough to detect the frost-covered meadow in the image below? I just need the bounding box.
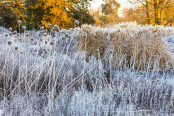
[0,22,174,116]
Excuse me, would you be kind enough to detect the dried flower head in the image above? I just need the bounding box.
[74,20,79,26]
[48,23,52,28]
[15,47,18,50]
[53,24,59,29]
[19,39,22,43]
[65,33,69,38]
[109,49,113,54]
[50,41,54,46]
[9,32,12,36]
[53,24,59,32]
[43,33,47,36]
[26,33,29,37]
[40,26,44,31]
[13,31,17,34]
[84,29,89,33]
[22,26,26,31]
[62,36,66,40]
[84,34,87,38]
[9,27,12,32]
[8,41,12,46]
[17,20,22,25]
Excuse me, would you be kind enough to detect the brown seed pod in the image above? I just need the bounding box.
[17,20,22,25]
[62,36,66,40]
[65,33,69,38]
[9,32,12,36]
[9,27,12,32]
[50,41,54,46]
[22,26,26,31]
[74,20,79,26]
[8,41,12,46]
[48,23,52,28]
[15,47,18,50]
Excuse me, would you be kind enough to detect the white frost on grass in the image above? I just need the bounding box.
[0,23,173,115]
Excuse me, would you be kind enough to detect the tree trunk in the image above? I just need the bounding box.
[145,0,150,24]
[154,0,160,25]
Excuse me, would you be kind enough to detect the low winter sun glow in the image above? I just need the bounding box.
[90,0,133,17]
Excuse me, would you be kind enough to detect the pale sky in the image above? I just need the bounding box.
[90,0,133,17]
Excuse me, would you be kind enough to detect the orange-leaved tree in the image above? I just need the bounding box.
[41,0,76,29]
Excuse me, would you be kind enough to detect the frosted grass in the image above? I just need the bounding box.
[0,22,173,116]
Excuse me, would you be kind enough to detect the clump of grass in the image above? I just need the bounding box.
[80,22,174,72]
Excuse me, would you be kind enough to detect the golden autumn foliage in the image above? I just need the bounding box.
[0,0,25,29]
[125,0,174,26]
[1,0,94,29]
[41,0,75,29]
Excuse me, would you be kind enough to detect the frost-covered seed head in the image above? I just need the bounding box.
[13,31,17,34]
[84,29,89,33]
[48,23,52,28]
[74,20,79,26]
[9,27,12,32]
[22,26,26,31]
[65,33,69,38]
[17,20,22,25]
[62,36,66,40]
[26,33,29,37]
[8,41,12,46]
[9,32,12,36]
[43,30,47,33]
[54,24,59,29]
[40,39,42,41]
[50,41,54,46]
[5,34,8,37]
[15,47,18,50]
[43,33,47,36]
[68,35,71,39]
[109,49,113,54]
[31,38,33,41]
[40,26,44,31]
[84,34,87,38]
[45,41,48,44]
[53,24,59,32]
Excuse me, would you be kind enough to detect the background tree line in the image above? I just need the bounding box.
[0,0,95,30]
[124,0,174,26]
[91,0,174,26]
[0,0,174,29]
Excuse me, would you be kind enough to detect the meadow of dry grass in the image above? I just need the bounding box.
[81,22,174,72]
[0,22,173,116]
